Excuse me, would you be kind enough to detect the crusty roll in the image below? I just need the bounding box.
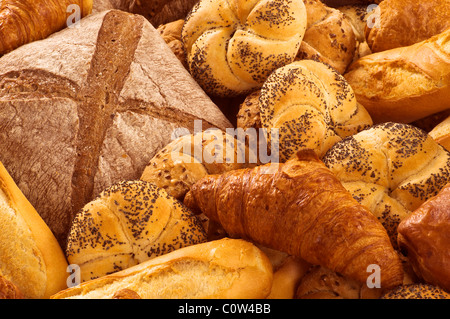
[323,122,450,249]
[66,180,207,282]
[381,283,450,299]
[397,183,450,292]
[0,275,23,299]
[366,0,450,53]
[157,19,187,69]
[0,161,68,299]
[0,0,93,55]
[141,129,257,200]
[259,60,372,161]
[182,0,307,97]
[296,0,356,74]
[184,150,404,290]
[344,28,450,124]
[295,265,383,299]
[52,238,273,299]
[429,115,450,152]
[337,5,373,61]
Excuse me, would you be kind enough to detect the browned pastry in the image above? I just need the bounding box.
[0,161,68,299]
[258,60,372,161]
[0,275,24,299]
[323,122,450,249]
[429,115,450,152]
[66,180,207,282]
[366,0,450,53]
[296,0,357,74]
[236,90,262,131]
[0,10,231,245]
[51,238,274,299]
[157,19,187,69]
[184,150,404,290]
[182,0,307,97]
[397,183,450,292]
[112,289,141,299]
[344,29,450,124]
[381,284,450,299]
[0,0,93,55]
[295,265,383,299]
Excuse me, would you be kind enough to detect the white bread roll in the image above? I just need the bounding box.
[0,162,68,299]
[182,0,307,97]
[52,238,273,299]
[259,60,373,161]
[66,180,207,282]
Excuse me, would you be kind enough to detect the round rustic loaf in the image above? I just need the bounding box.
[182,0,307,97]
[259,60,372,161]
[0,10,231,246]
[323,122,450,248]
[66,180,207,282]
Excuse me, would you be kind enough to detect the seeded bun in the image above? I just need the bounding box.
[182,0,307,97]
[140,129,257,200]
[323,122,450,248]
[65,180,207,282]
[259,60,372,162]
[381,284,450,299]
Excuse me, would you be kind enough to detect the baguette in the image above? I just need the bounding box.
[344,28,450,124]
[51,238,273,299]
[0,161,68,299]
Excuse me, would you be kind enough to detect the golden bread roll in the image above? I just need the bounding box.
[296,0,356,74]
[258,246,311,299]
[366,0,450,53]
[52,238,273,299]
[182,0,307,97]
[157,19,187,69]
[0,161,68,299]
[66,180,207,282]
[397,183,450,292]
[0,0,93,55]
[381,284,450,299]
[337,5,373,60]
[140,129,257,200]
[295,265,383,299]
[259,60,372,161]
[344,28,450,124]
[429,115,450,152]
[0,275,23,299]
[323,122,450,249]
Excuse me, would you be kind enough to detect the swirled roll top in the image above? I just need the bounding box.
[182,0,307,97]
[259,60,372,161]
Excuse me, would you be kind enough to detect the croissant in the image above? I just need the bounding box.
[184,150,404,289]
[0,0,93,55]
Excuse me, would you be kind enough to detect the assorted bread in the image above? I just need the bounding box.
[0,0,449,300]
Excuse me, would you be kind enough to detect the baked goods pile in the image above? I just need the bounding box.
[0,0,449,300]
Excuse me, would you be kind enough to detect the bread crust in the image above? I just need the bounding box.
[345,29,450,124]
[0,162,68,299]
[51,238,273,299]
